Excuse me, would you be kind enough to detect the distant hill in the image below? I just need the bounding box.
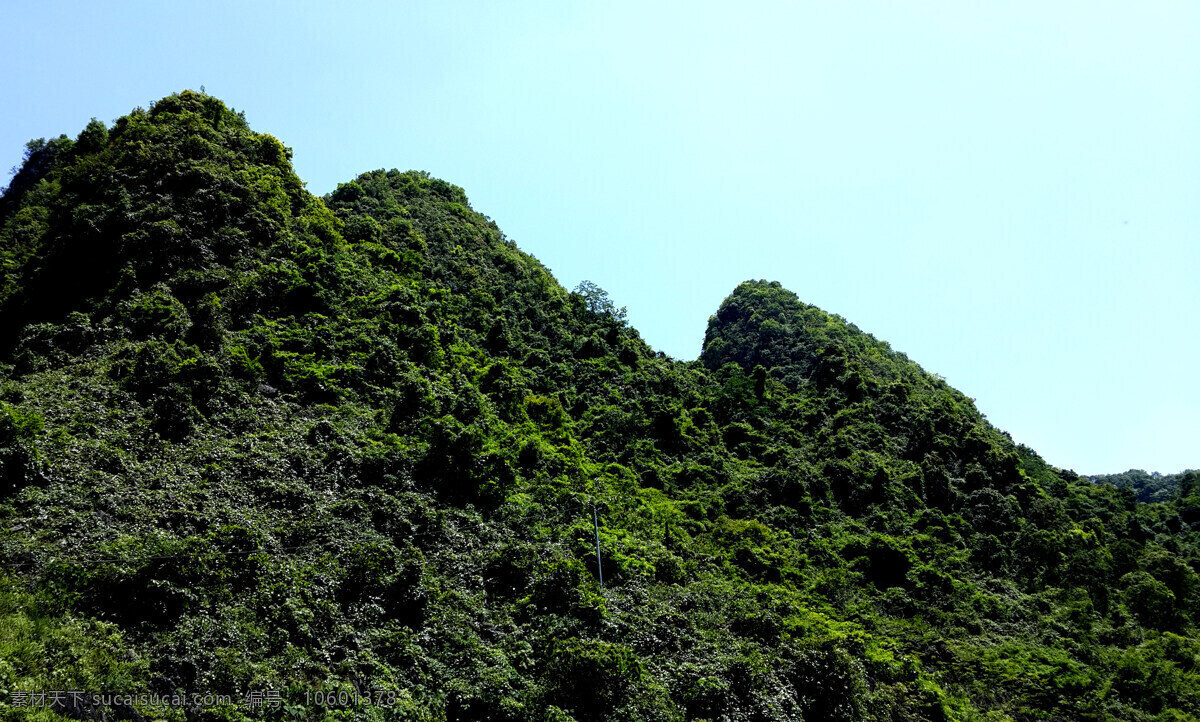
[0,91,1196,721]
[1091,468,1199,504]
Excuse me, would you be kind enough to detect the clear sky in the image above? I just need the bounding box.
[2,1,1197,475]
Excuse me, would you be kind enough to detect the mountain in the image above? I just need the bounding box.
[0,91,1197,721]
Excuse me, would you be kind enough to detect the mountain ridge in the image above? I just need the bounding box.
[0,90,1197,722]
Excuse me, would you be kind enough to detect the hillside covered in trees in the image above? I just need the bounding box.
[0,91,1197,721]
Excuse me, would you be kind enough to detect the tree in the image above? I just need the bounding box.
[574,280,627,322]
[75,118,108,154]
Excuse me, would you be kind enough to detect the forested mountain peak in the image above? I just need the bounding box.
[0,93,1197,721]
[702,280,824,372]
[702,279,945,409]
[0,91,319,351]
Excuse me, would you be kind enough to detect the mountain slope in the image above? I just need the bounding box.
[0,91,1197,722]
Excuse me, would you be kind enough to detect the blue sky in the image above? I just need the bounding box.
[2,1,1197,474]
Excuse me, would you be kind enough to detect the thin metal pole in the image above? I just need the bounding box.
[592,501,604,588]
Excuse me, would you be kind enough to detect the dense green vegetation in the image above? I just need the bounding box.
[0,91,1197,721]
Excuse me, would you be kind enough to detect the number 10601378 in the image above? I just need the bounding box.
[304,689,397,707]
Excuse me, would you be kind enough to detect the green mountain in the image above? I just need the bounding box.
[0,91,1196,721]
